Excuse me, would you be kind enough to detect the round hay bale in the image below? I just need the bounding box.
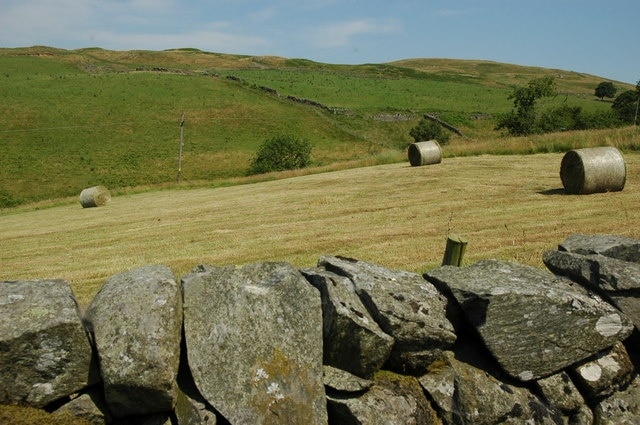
[560,147,626,194]
[408,140,442,166]
[79,186,111,208]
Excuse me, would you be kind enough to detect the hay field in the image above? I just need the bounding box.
[1,152,638,307]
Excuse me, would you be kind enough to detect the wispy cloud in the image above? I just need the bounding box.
[249,8,277,23]
[310,18,401,48]
[433,8,471,17]
[0,0,93,44]
[92,22,269,52]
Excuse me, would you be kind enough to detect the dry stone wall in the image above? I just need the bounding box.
[1,234,640,424]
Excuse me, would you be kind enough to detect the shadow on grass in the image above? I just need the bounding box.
[538,188,567,196]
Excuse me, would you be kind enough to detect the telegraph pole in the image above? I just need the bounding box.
[177,112,185,183]
[634,81,639,126]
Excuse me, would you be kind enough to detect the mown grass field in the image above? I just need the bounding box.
[2,150,639,308]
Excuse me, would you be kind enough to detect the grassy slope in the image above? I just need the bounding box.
[0,46,632,206]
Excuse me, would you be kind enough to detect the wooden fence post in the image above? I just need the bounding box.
[442,234,468,267]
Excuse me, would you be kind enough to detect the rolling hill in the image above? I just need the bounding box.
[0,46,634,207]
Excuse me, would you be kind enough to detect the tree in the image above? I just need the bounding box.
[611,90,639,124]
[495,76,557,136]
[594,82,617,100]
[409,118,451,144]
[248,135,312,175]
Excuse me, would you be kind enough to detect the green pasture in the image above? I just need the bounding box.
[0,47,631,207]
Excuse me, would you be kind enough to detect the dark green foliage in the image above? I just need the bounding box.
[409,119,451,144]
[0,188,22,209]
[536,105,584,133]
[536,105,621,133]
[495,76,557,135]
[495,110,535,136]
[497,76,626,135]
[248,135,312,175]
[612,90,639,124]
[595,81,617,100]
[576,109,621,129]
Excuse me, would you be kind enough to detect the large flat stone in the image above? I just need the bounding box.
[182,262,327,425]
[425,260,634,381]
[84,265,182,417]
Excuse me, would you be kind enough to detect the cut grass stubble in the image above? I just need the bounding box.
[1,152,638,307]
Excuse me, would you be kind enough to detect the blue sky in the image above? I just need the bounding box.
[1,0,638,84]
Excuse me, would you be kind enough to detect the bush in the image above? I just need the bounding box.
[409,119,450,144]
[536,105,585,133]
[495,110,535,136]
[495,76,557,136]
[612,90,639,124]
[535,105,622,133]
[248,135,312,175]
[579,109,621,129]
[0,188,22,208]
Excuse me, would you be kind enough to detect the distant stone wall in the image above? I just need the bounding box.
[1,234,640,424]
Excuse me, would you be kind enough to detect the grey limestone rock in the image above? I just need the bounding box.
[418,351,563,425]
[327,371,440,425]
[425,260,634,381]
[534,372,585,415]
[543,249,640,329]
[182,262,327,425]
[593,374,640,424]
[84,265,183,418]
[570,341,634,401]
[317,255,456,374]
[174,388,217,425]
[322,365,372,394]
[0,279,97,407]
[558,234,640,263]
[51,387,113,425]
[543,250,640,292]
[302,267,394,378]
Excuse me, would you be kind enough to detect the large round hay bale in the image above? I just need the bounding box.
[560,147,626,194]
[408,140,442,166]
[79,186,111,208]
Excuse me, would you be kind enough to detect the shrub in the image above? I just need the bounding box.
[409,119,450,144]
[495,76,557,136]
[536,105,585,133]
[536,105,622,133]
[495,110,535,136]
[612,90,639,124]
[0,188,22,208]
[248,135,312,175]
[579,109,621,129]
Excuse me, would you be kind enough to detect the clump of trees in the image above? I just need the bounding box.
[247,134,312,175]
[496,76,638,136]
[495,76,558,136]
[611,80,640,125]
[409,118,451,145]
[595,81,617,100]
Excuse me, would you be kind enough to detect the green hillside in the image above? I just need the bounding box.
[0,46,632,206]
